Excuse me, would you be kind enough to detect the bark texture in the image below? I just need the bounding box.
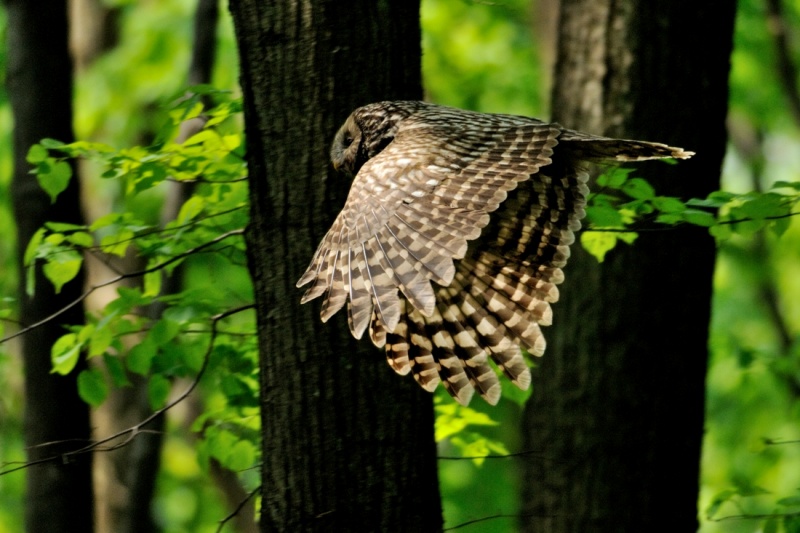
[520,1,735,531]
[229,2,442,532]
[6,1,94,532]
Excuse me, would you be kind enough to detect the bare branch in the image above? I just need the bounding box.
[215,485,261,533]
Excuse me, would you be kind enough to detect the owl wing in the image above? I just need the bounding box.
[297,118,561,342]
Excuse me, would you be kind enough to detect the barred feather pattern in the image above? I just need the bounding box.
[297,101,693,405]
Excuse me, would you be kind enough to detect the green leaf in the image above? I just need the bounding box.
[681,209,717,227]
[652,196,686,213]
[42,251,83,294]
[23,228,46,266]
[149,318,180,346]
[127,340,157,375]
[621,178,656,200]
[226,440,257,471]
[772,180,800,191]
[739,192,790,219]
[77,368,109,407]
[771,216,792,237]
[183,129,220,147]
[26,144,49,163]
[40,138,67,149]
[89,212,121,232]
[100,230,134,257]
[67,231,94,248]
[143,269,162,298]
[52,333,81,375]
[580,231,617,262]
[36,159,73,202]
[45,222,85,233]
[596,167,633,189]
[449,431,510,466]
[88,323,114,357]
[709,223,733,240]
[147,374,172,410]
[435,400,498,441]
[206,428,238,464]
[103,354,132,388]
[176,196,205,225]
[586,205,624,227]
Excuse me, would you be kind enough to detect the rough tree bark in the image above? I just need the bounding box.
[520,2,735,531]
[228,2,442,531]
[5,1,94,532]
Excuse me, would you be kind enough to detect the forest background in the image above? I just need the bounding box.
[0,0,799,532]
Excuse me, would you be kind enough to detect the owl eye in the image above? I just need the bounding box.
[342,134,353,147]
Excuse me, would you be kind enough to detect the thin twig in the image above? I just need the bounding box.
[0,229,245,344]
[0,304,254,476]
[215,485,261,533]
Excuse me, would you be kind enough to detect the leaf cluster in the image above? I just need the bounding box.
[5,91,259,479]
[581,166,800,261]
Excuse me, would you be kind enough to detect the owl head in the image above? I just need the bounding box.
[329,101,423,176]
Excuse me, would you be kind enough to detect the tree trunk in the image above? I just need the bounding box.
[228,2,442,531]
[6,1,94,532]
[520,2,735,531]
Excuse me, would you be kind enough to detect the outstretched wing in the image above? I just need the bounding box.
[378,157,589,404]
[297,115,560,342]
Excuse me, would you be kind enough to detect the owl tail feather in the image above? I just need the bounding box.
[557,128,694,162]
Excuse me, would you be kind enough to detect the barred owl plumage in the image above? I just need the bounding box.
[297,101,693,405]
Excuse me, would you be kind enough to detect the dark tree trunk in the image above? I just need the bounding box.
[229,2,442,531]
[520,1,735,531]
[6,1,94,532]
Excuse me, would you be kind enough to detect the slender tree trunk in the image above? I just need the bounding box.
[6,1,94,532]
[96,2,221,532]
[229,2,442,531]
[520,2,735,531]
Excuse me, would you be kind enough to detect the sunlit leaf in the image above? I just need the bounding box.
[42,251,83,294]
[26,144,48,163]
[52,333,81,375]
[36,159,73,203]
[100,230,134,257]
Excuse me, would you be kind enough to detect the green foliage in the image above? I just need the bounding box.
[19,91,261,526]
[581,166,800,262]
[422,0,545,116]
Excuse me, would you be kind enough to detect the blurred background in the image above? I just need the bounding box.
[0,0,798,531]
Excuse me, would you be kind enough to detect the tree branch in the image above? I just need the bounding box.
[0,229,244,344]
[0,304,254,476]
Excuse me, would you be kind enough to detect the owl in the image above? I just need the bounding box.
[297,101,692,405]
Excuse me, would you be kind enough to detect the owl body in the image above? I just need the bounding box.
[297,101,692,405]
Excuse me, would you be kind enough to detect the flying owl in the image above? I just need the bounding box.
[297,101,692,405]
